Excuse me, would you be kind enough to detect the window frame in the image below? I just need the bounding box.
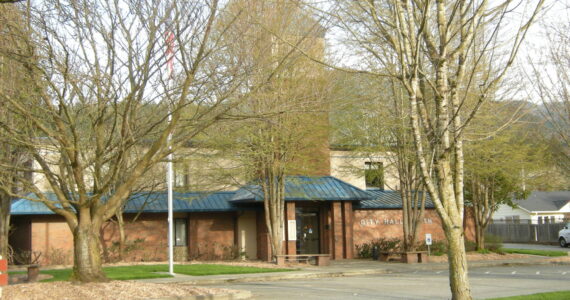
[174,218,188,246]
[364,161,384,189]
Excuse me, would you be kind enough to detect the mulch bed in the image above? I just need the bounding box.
[2,281,240,300]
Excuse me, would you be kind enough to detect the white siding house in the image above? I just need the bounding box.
[493,191,570,224]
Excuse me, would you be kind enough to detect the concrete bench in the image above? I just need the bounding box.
[276,254,331,266]
[379,251,428,263]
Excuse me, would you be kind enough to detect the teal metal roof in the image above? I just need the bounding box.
[11,178,431,215]
[124,192,237,213]
[231,176,374,202]
[11,193,61,215]
[357,189,434,209]
[11,191,238,215]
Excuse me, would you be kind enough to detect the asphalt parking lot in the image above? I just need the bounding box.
[214,264,570,300]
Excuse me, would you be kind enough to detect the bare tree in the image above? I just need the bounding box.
[303,1,545,299]
[330,72,429,252]
[0,0,258,282]
[0,2,31,260]
[528,7,570,176]
[207,0,329,260]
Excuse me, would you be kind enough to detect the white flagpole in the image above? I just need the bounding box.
[166,23,175,277]
[167,120,174,276]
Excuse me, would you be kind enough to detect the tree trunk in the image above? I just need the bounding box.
[0,192,10,259]
[116,212,126,260]
[446,223,472,300]
[475,226,485,251]
[262,171,285,261]
[71,222,108,282]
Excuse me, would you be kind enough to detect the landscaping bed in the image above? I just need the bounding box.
[427,252,532,263]
[1,281,244,300]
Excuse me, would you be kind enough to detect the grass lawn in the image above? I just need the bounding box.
[487,291,570,299]
[9,264,292,282]
[501,248,569,257]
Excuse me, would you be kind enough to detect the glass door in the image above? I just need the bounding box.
[296,208,320,254]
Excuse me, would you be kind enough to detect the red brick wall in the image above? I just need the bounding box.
[19,214,168,264]
[331,202,343,259]
[342,202,354,259]
[100,214,168,262]
[188,212,236,260]
[30,215,74,265]
[14,212,239,265]
[285,202,296,255]
[353,209,475,251]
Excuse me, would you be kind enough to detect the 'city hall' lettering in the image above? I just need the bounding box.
[359,218,433,226]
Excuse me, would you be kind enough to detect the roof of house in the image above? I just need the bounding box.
[230,176,374,202]
[10,176,439,215]
[514,191,570,212]
[11,191,238,215]
[358,189,434,209]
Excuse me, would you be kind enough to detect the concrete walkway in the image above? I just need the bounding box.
[137,256,554,286]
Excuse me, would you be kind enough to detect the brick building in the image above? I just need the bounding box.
[9,175,474,265]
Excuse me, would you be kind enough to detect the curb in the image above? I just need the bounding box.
[387,258,554,272]
[146,290,252,300]
[177,269,392,285]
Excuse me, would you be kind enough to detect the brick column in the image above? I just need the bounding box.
[285,202,296,255]
[331,201,344,259]
[342,201,354,259]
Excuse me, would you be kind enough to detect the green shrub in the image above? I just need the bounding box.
[374,238,402,252]
[356,243,373,258]
[464,239,477,252]
[429,240,448,256]
[356,238,402,258]
[477,248,490,254]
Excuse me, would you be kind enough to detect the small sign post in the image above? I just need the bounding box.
[425,234,432,256]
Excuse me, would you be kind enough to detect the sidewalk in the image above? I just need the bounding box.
[137,256,554,286]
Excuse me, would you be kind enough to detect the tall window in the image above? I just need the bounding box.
[365,162,384,189]
[174,218,187,246]
[174,165,189,188]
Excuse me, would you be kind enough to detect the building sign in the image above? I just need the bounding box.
[359,218,433,227]
[425,233,432,245]
[287,220,297,241]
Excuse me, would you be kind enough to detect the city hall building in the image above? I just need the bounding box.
[9,150,475,265]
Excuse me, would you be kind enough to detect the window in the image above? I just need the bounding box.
[174,218,187,246]
[365,162,384,189]
[174,165,189,188]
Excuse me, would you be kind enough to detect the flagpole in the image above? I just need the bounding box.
[167,118,174,276]
[166,24,175,277]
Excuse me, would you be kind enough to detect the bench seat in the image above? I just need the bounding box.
[276,254,331,266]
[378,251,428,263]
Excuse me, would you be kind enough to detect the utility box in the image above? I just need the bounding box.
[0,255,7,286]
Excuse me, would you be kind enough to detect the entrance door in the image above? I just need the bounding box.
[296,208,320,254]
